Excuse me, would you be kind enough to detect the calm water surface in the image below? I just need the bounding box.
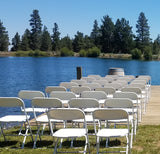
[0,57,159,117]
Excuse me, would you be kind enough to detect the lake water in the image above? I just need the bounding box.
[0,57,159,117]
[0,56,159,98]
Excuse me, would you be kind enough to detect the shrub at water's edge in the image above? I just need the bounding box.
[0,48,159,61]
[131,48,142,60]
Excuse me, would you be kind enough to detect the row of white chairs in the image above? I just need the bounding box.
[0,96,132,153]
[0,89,139,153]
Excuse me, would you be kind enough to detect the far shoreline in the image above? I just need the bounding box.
[0,51,159,61]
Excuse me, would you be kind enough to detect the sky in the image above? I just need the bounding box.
[0,0,160,43]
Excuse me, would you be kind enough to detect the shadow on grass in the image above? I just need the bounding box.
[31,140,53,148]
[0,141,18,147]
[100,139,121,147]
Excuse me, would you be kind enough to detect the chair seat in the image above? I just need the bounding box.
[36,115,63,123]
[99,99,106,104]
[84,108,99,113]
[0,115,30,122]
[22,107,47,113]
[97,128,128,138]
[53,128,86,138]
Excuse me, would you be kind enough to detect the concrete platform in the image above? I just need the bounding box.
[141,86,160,125]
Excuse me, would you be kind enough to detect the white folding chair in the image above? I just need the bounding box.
[59,82,78,91]
[18,90,45,113]
[49,91,76,107]
[104,83,123,91]
[121,87,145,116]
[71,79,87,86]
[113,92,141,124]
[81,77,96,83]
[45,86,67,97]
[81,91,107,107]
[93,109,130,154]
[31,97,63,148]
[104,98,134,148]
[82,83,101,91]
[0,97,33,149]
[88,74,101,80]
[95,87,116,98]
[47,108,90,154]
[70,86,91,97]
[69,98,99,125]
[92,80,108,87]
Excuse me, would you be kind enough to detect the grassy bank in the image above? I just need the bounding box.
[0,125,160,154]
[0,51,132,59]
[0,51,160,61]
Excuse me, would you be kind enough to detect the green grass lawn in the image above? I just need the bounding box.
[0,125,160,154]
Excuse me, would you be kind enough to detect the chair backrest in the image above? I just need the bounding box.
[45,86,66,96]
[81,91,107,100]
[104,83,122,90]
[105,75,118,81]
[70,86,91,95]
[113,92,138,100]
[82,83,101,90]
[121,87,142,95]
[47,108,85,121]
[112,80,128,86]
[137,75,151,82]
[69,98,99,109]
[31,97,62,108]
[81,77,96,83]
[93,109,128,121]
[104,98,133,108]
[95,87,116,95]
[71,79,87,86]
[49,91,76,100]
[88,75,101,80]
[59,82,78,90]
[92,80,108,87]
[127,83,146,90]
[0,97,24,108]
[130,79,147,85]
[18,90,45,100]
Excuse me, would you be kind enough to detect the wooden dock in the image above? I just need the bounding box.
[141,86,160,125]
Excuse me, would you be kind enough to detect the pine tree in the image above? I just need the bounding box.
[60,35,73,50]
[52,23,60,51]
[72,31,84,52]
[11,32,21,51]
[21,29,30,51]
[100,15,114,53]
[0,20,9,51]
[40,26,52,51]
[114,18,133,53]
[136,12,150,53]
[90,20,101,47]
[29,9,42,50]
[153,34,160,55]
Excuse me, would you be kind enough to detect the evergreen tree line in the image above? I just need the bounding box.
[0,9,160,60]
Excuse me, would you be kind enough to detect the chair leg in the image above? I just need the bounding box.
[126,134,129,154]
[84,135,90,154]
[96,136,100,154]
[0,125,6,141]
[41,124,46,136]
[33,125,41,149]
[53,138,59,154]
[22,126,29,149]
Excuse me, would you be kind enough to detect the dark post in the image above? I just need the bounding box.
[77,67,82,79]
